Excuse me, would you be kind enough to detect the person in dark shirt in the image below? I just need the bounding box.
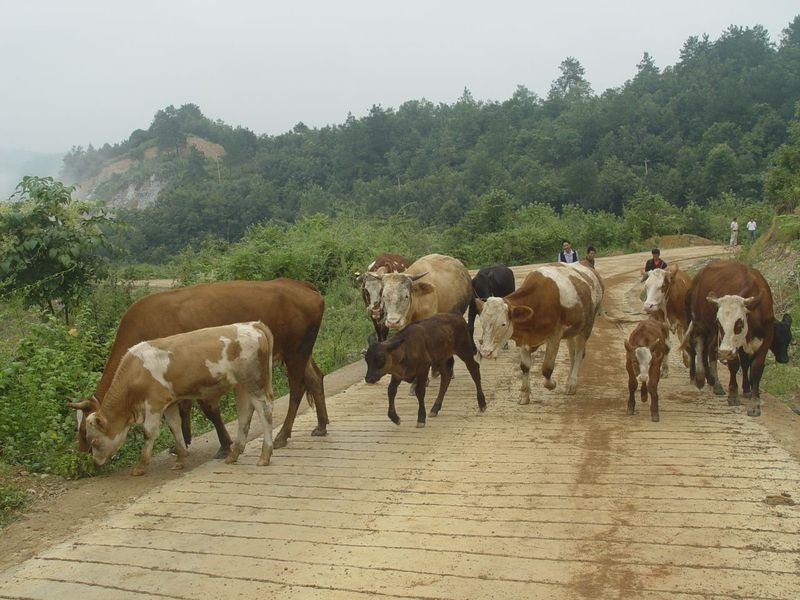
[584,245,597,268]
[558,240,579,263]
[644,248,667,272]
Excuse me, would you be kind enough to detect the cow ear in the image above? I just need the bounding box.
[354,272,364,284]
[94,414,107,431]
[411,281,435,297]
[475,299,485,314]
[510,305,534,324]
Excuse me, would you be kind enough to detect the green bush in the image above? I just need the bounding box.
[0,482,28,527]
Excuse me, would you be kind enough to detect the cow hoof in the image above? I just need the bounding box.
[651,414,660,422]
[518,397,530,405]
[694,379,705,390]
[389,414,400,425]
[416,422,425,428]
[311,427,327,437]
[744,391,752,399]
[727,397,740,406]
[171,462,185,471]
[565,385,577,395]
[273,435,288,449]
[428,410,439,417]
[478,404,487,413]
[131,466,146,477]
[214,446,231,459]
[713,385,726,396]
[544,380,556,391]
[747,407,761,417]
[626,408,634,416]
[256,457,271,467]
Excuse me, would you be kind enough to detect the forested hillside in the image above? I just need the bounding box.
[59,18,800,262]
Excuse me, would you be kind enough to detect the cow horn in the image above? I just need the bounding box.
[67,398,93,411]
[706,292,719,305]
[744,290,762,309]
[409,271,428,282]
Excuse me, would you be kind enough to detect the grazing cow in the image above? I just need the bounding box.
[356,252,411,342]
[379,253,473,330]
[71,322,275,476]
[467,263,516,339]
[69,279,327,456]
[686,260,791,416]
[642,264,692,367]
[476,262,603,401]
[363,313,486,427]
[625,318,671,422]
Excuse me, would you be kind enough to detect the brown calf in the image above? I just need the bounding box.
[625,318,670,422]
[363,313,487,427]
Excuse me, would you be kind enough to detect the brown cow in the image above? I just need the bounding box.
[378,253,473,331]
[625,318,670,422]
[73,322,275,476]
[685,260,791,416]
[642,264,692,367]
[69,279,327,455]
[476,262,604,401]
[363,313,486,427]
[356,252,411,341]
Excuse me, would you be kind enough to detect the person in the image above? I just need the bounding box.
[644,248,667,272]
[730,217,739,246]
[584,245,597,268]
[747,218,757,242]
[558,240,579,263]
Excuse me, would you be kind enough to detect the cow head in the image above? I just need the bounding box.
[83,411,130,466]
[707,292,760,362]
[381,272,431,330]
[476,297,531,359]
[772,314,793,364]
[624,340,660,384]
[642,265,676,315]
[363,336,393,384]
[359,272,385,321]
[67,396,100,452]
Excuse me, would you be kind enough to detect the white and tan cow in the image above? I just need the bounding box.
[642,264,692,367]
[71,322,275,476]
[379,253,473,330]
[476,262,603,401]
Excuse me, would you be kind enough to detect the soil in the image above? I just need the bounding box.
[2,245,799,599]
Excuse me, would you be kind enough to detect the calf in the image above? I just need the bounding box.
[70,322,275,475]
[625,318,670,422]
[363,313,487,427]
[467,263,516,339]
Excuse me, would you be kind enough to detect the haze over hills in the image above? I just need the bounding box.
[0,150,63,200]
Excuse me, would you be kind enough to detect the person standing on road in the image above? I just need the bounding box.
[558,240,579,263]
[644,248,667,273]
[730,217,739,246]
[747,218,757,242]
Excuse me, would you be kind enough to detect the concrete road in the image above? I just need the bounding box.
[2,246,799,599]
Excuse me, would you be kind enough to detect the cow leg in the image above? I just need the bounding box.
[693,337,706,389]
[640,381,648,403]
[626,373,637,416]
[747,353,766,417]
[707,345,726,397]
[163,403,188,470]
[254,388,274,466]
[226,387,255,465]
[726,359,740,405]
[565,335,586,395]
[196,399,233,458]
[458,350,487,412]
[687,340,697,383]
[132,409,162,476]
[649,381,660,422]
[273,360,307,449]
[661,340,670,379]
[387,376,401,425]
[541,335,561,391]
[414,374,428,428]
[738,349,753,399]
[518,345,533,405]
[305,358,328,437]
[429,358,454,417]
[178,399,193,447]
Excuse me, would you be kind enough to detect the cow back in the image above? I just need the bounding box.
[406,254,473,319]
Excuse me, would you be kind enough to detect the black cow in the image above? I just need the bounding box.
[467,263,515,338]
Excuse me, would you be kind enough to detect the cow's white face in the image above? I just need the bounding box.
[362,273,384,320]
[85,413,129,466]
[633,347,653,384]
[381,274,414,329]
[709,294,752,362]
[478,298,513,359]
[643,269,669,314]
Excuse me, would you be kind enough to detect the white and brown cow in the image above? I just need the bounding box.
[71,322,275,476]
[378,253,473,331]
[625,317,671,422]
[642,264,692,367]
[476,262,603,401]
[356,252,411,341]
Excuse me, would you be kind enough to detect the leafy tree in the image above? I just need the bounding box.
[0,177,116,323]
[765,103,800,213]
[548,57,594,102]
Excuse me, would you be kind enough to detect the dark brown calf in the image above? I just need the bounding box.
[624,318,670,422]
[363,313,487,427]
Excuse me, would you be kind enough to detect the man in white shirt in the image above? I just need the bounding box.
[558,240,579,263]
[730,217,739,246]
[747,218,757,242]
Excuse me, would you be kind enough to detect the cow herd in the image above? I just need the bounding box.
[67,252,793,475]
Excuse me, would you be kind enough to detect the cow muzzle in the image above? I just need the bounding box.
[718,348,737,363]
[385,318,404,329]
[642,303,657,314]
[637,374,649,384]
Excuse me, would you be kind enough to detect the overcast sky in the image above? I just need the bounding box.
[1,0,798,155]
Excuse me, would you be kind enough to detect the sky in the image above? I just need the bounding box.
[1,0,798,157]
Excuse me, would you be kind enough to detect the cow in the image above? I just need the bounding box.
[70,322,275,476]
[355,252,411,342]
[642,264,692,367]
[476,262,604,402]
[685,260,792,416]
[467,263,516,339]
[68,279,328,456]
[378,253,473,331]
[363,313,486,427]
[625,318,671,422]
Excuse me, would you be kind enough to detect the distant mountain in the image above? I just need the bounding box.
[0,150,63,199]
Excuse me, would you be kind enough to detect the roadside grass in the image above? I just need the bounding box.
[0,465,30,528]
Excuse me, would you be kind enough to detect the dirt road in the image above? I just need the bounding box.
[2,246,799,599]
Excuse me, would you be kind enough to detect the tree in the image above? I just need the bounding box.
[0,177,117,323]
[548,57,593,102]
[765,101,800,213]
